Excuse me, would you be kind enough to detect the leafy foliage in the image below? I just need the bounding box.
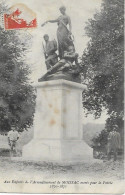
[0,2,36,134]
[92,129,108,148]
[81,0,124,145]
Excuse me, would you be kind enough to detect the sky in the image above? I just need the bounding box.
[6,0,107,124]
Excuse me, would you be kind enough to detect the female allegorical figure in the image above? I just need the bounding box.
[42,6,75,59]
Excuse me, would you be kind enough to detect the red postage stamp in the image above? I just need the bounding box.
[4,3,37,30]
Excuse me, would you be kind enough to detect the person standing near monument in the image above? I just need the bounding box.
[42,6,75,59]
[107,125,121,161]
[43,34,58,70]
[8,126,20,156]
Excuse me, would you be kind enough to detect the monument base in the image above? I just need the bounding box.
[22,80,93,163]
[23,139,93,162]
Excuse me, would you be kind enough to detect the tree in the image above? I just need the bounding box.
[0,2,36,134]
[82,0,124,142]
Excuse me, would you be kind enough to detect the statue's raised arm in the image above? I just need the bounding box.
[41,19,58,26]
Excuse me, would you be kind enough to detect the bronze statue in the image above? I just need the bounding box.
[39,7,83,83]
[43,34,58,70]
[42,6,75,59]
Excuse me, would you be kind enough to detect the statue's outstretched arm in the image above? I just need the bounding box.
[41,19,58,27]
[48,19,58,23]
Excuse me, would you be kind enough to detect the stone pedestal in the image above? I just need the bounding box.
[22,80,93,162]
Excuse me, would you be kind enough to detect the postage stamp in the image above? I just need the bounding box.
[4,3,37,30]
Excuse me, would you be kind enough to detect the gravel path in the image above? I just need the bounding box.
[0,157,124,181]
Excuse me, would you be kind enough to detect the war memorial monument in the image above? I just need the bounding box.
[23,6,93,162]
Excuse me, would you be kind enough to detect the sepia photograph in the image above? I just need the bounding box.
[0,0,124,193]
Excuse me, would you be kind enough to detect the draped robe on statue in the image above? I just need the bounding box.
[57,15,74,58]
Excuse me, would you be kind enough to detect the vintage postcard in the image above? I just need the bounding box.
[0,0,124,194]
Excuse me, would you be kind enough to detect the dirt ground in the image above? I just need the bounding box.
[0,157,124,181]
